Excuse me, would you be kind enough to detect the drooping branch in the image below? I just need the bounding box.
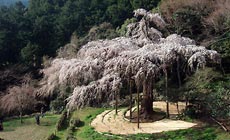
[38,9,221,111]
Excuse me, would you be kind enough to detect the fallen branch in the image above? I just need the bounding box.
[211,117,229,132]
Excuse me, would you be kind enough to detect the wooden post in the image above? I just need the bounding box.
[176,57,181,115]
[129,79,132,121]
[137,88,140,129]
[176,57,181,88]
[115,89,118,115]
[164,66,169,118]
[20,111,23,124]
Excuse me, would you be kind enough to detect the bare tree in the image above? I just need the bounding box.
[0,82,38,123]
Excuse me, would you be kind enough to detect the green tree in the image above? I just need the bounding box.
[131,0,160,10]
[21,42,41,67]
[0,2,29,67]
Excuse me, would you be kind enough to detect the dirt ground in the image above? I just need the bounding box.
[91,101,197,135]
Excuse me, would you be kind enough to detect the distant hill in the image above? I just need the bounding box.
[0,0,28,6]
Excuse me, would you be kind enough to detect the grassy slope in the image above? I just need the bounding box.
[0,114,60,140]
[72,107,111,140]
[70,107,230,140]
[0,108,230,140]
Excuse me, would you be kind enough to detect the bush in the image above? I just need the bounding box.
[66,135,77,140]
[56,110,68,131]
[66,125,77,140]
[50,97,65,114]
[50,86,72,114]
[47,133,56,140]
[65,118,80,140]
[184,105,198,119]
[70,117,82,127]
[210,34,230,73]
[206,85,230,118]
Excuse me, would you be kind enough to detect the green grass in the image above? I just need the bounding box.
[51,107,110,140]
[0,114,60,140]
[69,107,230,140]
[72,107,122,140]
[123,127,230,140]
[1,108,230,140]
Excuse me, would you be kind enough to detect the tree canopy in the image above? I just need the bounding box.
[38,10,220,115]
[0,0,160,68]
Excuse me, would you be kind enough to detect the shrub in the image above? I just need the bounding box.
[66,125,77,140]
[65,118,79,140]
[47,133,56,140]
[184,105,198,119]
[70,117,82,127]
[66,135,77,140]
[210,34,230,73]
[50,96,66,114]
[50,86,72,114]
[56,110,68,131]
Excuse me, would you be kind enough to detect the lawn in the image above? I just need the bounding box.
[0,114,60,140]
[0,108,230,140]
[72,107,112,140]
[70,107,230,140]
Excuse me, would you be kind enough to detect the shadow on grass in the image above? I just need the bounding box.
[1,128,15,132]
[52,135,61,140]
[76,120,85,127]
[40,123,51,126]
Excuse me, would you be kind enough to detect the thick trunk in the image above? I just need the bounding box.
[141,80,154,118]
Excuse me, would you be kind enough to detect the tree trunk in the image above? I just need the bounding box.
[141,80,154,118]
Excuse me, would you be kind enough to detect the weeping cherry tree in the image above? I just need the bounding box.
[38,9,221,118]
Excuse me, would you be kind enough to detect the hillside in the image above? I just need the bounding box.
[0,0,230,140]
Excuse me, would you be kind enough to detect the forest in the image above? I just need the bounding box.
[0,0,230,140]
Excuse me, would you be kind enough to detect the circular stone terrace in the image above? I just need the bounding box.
[91,101,197,135]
